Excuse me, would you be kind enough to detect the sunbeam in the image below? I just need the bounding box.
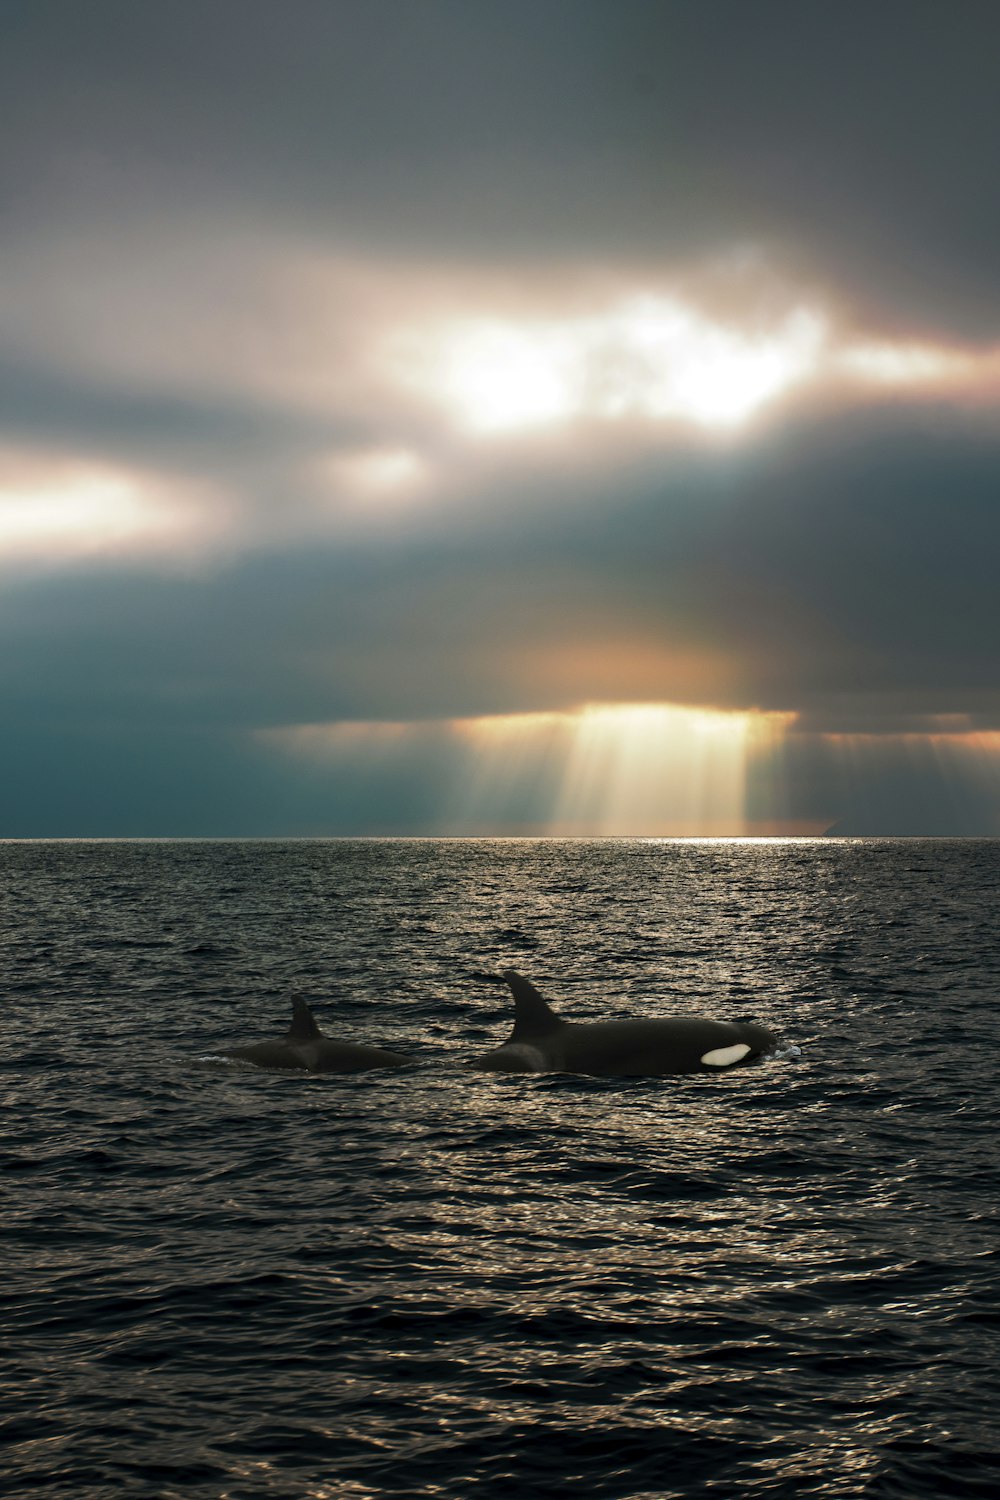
[451,703,795,835]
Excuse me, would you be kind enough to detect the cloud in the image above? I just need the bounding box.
[6,1,1000,329]
[4,400,999,740]
[3,1,1000,833]
[0,444,236,573]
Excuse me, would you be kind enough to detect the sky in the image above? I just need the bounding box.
[3,0,1000,837]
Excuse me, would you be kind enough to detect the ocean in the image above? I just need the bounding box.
[2,837,998,1498]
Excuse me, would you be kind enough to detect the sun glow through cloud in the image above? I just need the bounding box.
[0,449,217,565]
[326,447,427,494]
[315,445,430,525]
[394,297,828,434]
[837,342,977,386]
[381,278,1000,444]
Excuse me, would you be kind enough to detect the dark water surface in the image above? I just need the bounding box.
[2,838,999,1498]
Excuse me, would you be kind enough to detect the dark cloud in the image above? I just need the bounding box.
[5,1,1000,328]
[0,354,356,474]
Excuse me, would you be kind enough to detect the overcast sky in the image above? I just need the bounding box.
[3,0,1000,836]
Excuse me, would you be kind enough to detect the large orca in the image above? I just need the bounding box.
[219,997,413,1073]
[470,970,777,1077]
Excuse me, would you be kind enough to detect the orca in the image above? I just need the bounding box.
[469,970,777,1077]
[218,997,413,1073]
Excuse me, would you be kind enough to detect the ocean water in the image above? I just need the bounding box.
[2,837,999,1499]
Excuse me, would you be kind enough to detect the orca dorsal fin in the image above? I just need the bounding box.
[503,970,563,1040]
[287,996,322,1041]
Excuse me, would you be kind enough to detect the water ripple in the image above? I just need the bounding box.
[2,838,999,1497]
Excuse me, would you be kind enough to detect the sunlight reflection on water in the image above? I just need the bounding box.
[1,838,998,1497]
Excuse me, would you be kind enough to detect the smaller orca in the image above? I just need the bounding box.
[470,971,777,1077]
[219,997,413,1073]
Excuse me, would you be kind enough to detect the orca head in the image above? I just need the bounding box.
[734,1018,780,1055]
